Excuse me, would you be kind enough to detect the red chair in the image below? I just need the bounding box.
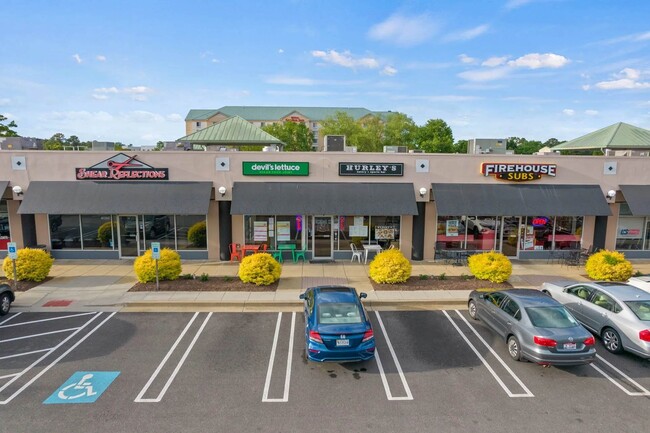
[229,243,241,262]
[260,243,268,252]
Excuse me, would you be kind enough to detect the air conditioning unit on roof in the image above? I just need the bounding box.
[383,146,408,153]
[324,135,345,151]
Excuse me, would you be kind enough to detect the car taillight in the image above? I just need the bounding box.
[362,329,374,342]
[584,336,595,346]
[639,330,650,342]
[309,330,322,344]
[534,336,557,347]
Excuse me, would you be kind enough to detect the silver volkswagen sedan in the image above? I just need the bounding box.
[541,281,650,359]
[468,289,596,366]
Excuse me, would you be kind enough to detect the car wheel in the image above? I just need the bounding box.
[468,300,478,320]
[0,293,11,316]
[507,336,523,361]
[602,327,624,354]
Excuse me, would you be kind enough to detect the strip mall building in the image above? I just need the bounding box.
[1,150,649,261]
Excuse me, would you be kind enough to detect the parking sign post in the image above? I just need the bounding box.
[7,243,17,291]
[151,243,161,291]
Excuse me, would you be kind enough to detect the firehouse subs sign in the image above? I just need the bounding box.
[481,162,556,182]
[76,153,169,180]
[339,162,404,176]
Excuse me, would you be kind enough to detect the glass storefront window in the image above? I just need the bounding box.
[175,215,205,250]
[82,215,114,249]
[437,216,464,249]
[553,216,583,249]
[0,201,10,250]
[370,216,400,249]
[49,215,81,249]
[522,216,553,251]
[462,216,498,251]
[143,214,175,250]
[616,217,644,250]
[338,215,369,250]
[244,215,304,249]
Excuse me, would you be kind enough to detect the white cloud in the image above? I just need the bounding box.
[166,113,183,122]
[72,54,82,64]
[445,24,489,42]
[265,75,364,86]
[92,94,109,100]
[562,109,575,116]
[459,54,477,64]
[94,87,119,94]
[582,84,591,91]
[91,86,153,101]
[367,14,437,46]
[482,56,509,67]
[507,53,569,69]
[458,67,511,82]
[123,86,152,94]
[278,48,284,54]
[312,50,379,69]
[595,68,650,89]
[96,55,106,62]
[585,110,599,116]
[381,66,398,76]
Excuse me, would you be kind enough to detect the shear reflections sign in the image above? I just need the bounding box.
[481,162,556,182]
[76,153,169,180]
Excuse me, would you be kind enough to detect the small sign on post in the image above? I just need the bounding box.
[151,243,161,291]
[8,242,17,291]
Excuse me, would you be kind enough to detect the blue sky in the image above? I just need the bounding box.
[2,0,650,146]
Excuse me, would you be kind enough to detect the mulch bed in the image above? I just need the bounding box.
[129,276,279,292]
[0,277,51,292]
[370,276,513,291]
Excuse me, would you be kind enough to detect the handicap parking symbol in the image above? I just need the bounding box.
[44,371,120,404]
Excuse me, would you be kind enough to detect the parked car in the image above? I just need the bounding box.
[627,275,650,294]
[299,285,375,362]
[1,283,15,316]
[541,281,650,359]
[468,288,596,366]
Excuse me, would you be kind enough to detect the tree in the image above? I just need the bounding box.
[43,133,66,150]
[382,113,417,150]
[262,121,313,151]
[514,139,543,155]
[319,111,364,148]
[417,119,455,153]
[66,135,81,149]
[454,139,469,154]
[357,115,384,152]
[0,114,19,137]
[155,141,165,151]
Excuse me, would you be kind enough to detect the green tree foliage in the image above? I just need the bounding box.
[454,139,469,154]
[357,115,384,152]
[417,119,455,153]
[262,121,313,151]
[155,141,165,151]
[382,113,417,149]
[0,115,19,137]
[319,111,364,148]
[43,133,66,150]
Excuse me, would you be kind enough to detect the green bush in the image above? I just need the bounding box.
[369,249,412,284]
[187,221,207,248]
[133,248,182,283]
[2,248,54,282]
[467,251,512,283]
[585,250,633,281]
[238,253,281,286]
[97,221,114,245]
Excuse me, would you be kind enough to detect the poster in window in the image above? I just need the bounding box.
[375,226,395,240]
[254,221,268,242]
[617,218,644,238]
[277,221,291,241]
[354,216,364,226]
[350,225,368,237]
[446,220,459,237]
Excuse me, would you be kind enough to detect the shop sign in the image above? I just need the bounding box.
[339,162,404,176]
[243,162,309,176]
[481,162,556,182]
[76,153,169,180]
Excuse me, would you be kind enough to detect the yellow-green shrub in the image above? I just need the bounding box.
[133,248,182,283]
[187,221,207,248]
[238,253,281,286]
[2,248,54,282]
[369,249,412,284]
[585,250,633,281]
[467,251,512,283]
[97,221,113,245]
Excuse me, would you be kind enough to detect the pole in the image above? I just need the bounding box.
[12,259,17,292]
[155,259,159,291]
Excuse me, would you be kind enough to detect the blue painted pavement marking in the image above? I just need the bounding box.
[44,371,120,404]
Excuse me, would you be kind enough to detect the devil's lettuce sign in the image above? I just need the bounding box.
[76,153,168,180]
[242,162,309,176]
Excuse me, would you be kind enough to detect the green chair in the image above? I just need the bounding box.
[295,248,306,263]
[271,250,283,263]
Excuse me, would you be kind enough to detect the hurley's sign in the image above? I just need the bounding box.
[481,162,557,182]
[76,153,169,180]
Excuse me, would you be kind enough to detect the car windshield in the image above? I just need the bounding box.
[525,306,579,328]
[318,302,363,324]
[624,301,650,321]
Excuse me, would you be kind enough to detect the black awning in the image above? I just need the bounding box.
[18,181,213,214]
[231,182,418,216]
[620,185,650,215]
[431,183,611,216]
[0,181,8,196]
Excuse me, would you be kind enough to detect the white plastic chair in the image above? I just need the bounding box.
[350,244,362,263]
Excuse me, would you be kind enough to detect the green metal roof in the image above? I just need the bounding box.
[553,122,650,150]
[185,106,390,121]
[176,116,283,145]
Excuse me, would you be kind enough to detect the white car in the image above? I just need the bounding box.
[627,276,650,294]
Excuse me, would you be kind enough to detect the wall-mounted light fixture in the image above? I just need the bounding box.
[12,185,23,196]
[606,189,616,201]
[218,186,227,197]
[419,187,427,198]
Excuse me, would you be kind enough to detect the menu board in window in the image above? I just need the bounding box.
[277,221,291,241]
[446,220,459,237]
[254,221,268,242]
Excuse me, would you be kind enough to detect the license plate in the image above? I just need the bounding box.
[563,342,577,350]
[336,339,350,347]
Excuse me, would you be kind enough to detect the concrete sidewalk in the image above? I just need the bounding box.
[7,259,650,313]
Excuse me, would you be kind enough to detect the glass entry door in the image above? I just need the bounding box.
[500,216,521,257]
[312,216,333,259]
[118,215,140,258]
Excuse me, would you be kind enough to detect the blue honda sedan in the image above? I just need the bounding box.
[299,285,375,362]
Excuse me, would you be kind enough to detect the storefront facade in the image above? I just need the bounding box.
[1,150,649,261]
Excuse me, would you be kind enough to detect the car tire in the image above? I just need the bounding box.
[507,335,523,361]
[468,300,478,320]
[0,293,11,316]
[602,327,624,354]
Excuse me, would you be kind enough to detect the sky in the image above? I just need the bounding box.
[2,0,650,147]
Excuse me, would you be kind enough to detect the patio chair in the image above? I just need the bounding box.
[350,244,362,263]
[229,243,241,262]
[294,247,306,263]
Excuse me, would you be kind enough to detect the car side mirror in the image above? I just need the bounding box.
[299,293,305,300]
[359,292,367,299]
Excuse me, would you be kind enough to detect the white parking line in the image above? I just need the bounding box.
[0,348,54,361]
[0,312,96,328]
[135,312,212,403]
[262,312,295,403]
[443,310,534,398]
[374,311,413,401]
[0,327,80,344]
[0,312,115,405]
[0,373,20,380]
[0,312,21,326]
[590,354,650,396]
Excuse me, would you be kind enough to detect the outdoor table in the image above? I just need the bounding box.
[278,244,297,262]
[241,244,260,256]
[447,249,467,266]
[362,244,382,264]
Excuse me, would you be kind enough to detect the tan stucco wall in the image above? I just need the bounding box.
[207,201,219,260]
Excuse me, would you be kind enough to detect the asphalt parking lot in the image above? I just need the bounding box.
[1,311,649,433]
